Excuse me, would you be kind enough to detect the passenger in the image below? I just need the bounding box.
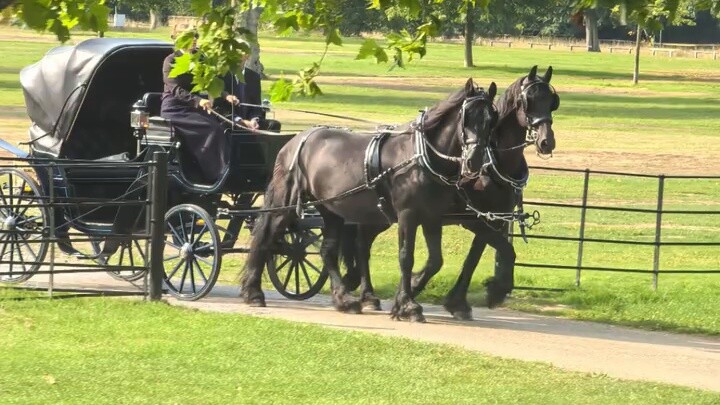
[222,54,282,132]
[160,31,239,182]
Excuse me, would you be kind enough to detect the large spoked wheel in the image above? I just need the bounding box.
[163,204,221,300]
[0,169,49,284]
[267,227,327,300]
[92,238,148,282]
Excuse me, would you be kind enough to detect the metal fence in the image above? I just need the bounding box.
[0,152,167,300]
[511,166,720,290]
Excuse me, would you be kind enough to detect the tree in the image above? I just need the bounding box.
[584,8,601,51]
[4,0,720,96]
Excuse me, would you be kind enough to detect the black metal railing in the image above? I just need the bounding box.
[0,152,167,300]
[511,166,720,289]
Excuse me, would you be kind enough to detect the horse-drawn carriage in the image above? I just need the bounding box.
[0,38,326,300]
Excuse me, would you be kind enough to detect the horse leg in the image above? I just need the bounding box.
[340,224,361,291]
[410,221,443,297]
[483,223,516,309]
[357,225,385,311]
[444,232,488,320]
[391,213,424,322]
[240,212,292,307]
[320,210,362,314]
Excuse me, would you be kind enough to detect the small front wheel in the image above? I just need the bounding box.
[267,227,327,300]
[162,204,221,300]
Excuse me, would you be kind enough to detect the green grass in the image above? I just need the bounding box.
[0,27,718,336]
[0,290,717,403]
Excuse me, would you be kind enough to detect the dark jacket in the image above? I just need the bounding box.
[223,68,264,120]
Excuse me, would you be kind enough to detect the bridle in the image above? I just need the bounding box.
[519,80,559,156]
[414,90,497,186]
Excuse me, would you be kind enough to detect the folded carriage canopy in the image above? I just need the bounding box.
[20,38,174,159]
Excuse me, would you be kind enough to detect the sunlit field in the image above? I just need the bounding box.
[0,26,718,335]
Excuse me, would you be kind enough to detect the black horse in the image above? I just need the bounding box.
[241,79,498,321]
[341,66,559,319]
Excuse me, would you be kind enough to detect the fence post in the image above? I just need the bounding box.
[148,152,168,301]
[47,163,55,298]
[575,169,590,287]
[652,175,665,290]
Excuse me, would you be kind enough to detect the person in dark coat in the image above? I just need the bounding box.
[160,35,240,182]
[222,56,282,132]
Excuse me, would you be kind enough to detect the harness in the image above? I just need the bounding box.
[364,132,397,222]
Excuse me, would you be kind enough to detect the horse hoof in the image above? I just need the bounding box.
[338,299,363,314]
[362,298,382,311]
[246,298,266,307]
[452,310,473,321]
[410,312,426,323]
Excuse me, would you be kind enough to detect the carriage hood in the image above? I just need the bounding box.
[20,38,173,157]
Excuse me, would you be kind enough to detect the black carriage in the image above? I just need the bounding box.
[0,38,326,300]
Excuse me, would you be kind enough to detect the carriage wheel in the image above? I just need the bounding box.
[92,239,148,282]
[163,204,221,300]
[267,227,327,300]
[0,169,49,283]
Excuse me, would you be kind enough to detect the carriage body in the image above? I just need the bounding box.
[0,38,325,300]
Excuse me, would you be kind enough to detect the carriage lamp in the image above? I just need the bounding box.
[130,100,149,129]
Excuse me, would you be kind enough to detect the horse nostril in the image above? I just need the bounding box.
[540,140,548,150]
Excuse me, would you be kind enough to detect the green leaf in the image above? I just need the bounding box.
[169,52,192,78]
[19,0,49,30]
[356,38,380,60]
[269,78,294,103]
[374,48,389,63]
[325,28,342,46]
[207,77,225,99]
[190,0,212,16]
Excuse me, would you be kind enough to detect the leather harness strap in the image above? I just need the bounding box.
[364,132,397,222]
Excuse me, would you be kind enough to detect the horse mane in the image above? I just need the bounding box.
[495,75,524,125]
[423,85,474,132]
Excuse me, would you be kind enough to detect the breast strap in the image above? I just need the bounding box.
[364,132,397,222]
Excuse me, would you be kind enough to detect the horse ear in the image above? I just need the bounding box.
[528,65,538,81]
[488,82,497,100]
[465,78,475,93]
[544,66,553,83]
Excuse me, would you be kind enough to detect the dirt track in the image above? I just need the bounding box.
[21,271,720,392]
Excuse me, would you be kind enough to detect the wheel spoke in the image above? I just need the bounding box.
[294,261,300,294]
[164,240,182,251]
[195,255,214,266]
[166,258,186,280]
[7,172,13,210]
[191,224,208,248]
[163,254,181,262]
[8,232,14,276]
[0,177,9,208]
[282,262,296,290]
[192,258,208,283]
[189,213,196,244]
[178,212,188,242]
[17,235,38,262]
[299,260,313,289]
[15,216,42,226]
[167,222,183,245]
[134,239,148,263]
[178,260,190,292]
[303,258,322,275]
[274,257,291,273]
[14,234,27,274]
[189,257,196,294]
[117,244,126,266]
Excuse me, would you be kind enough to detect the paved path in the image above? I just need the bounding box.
[20,271,720,392]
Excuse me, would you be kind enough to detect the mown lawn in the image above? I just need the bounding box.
[0,27,718,336]
[0,290,717,404]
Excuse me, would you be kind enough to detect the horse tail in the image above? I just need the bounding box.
[241,149,298,288]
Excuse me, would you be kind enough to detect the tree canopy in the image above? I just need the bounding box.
[3,0,720,97]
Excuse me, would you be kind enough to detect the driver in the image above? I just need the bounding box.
[160,30,239,182]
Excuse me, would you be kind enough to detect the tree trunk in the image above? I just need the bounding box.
[464,3,475,68]
[149,9,159,30]
[584,9,600,52]
[632,24,641,84]
[239,4,264,76]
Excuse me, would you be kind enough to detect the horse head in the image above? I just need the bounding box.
[514,65,559,156]
[459,78,498,176]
